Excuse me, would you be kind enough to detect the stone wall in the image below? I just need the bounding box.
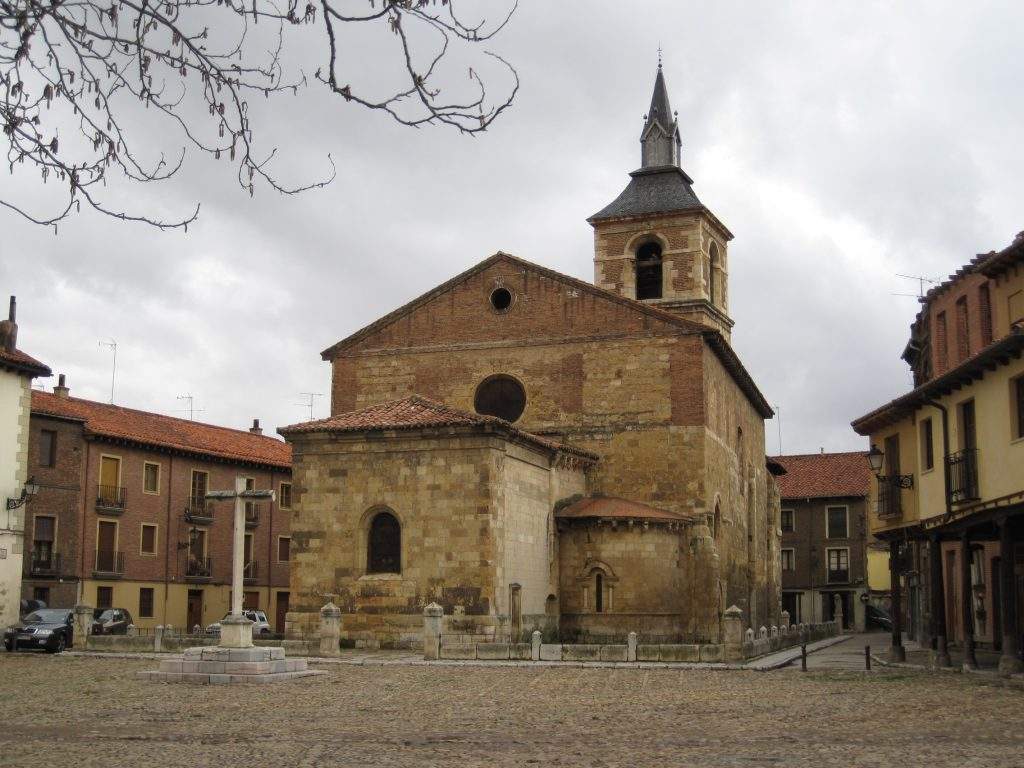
[0,372,31,628]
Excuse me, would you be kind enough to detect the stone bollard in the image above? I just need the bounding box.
[319,601,342,657]
[72,604,93,650]
[722,605,744,646]
[154,625,164,653]
[531,630,542,662]
[627,631,638,662]
[744,628,755,643]
[423,603,443,661]
[127,624,137,637]
[759,625,768,640]
[770,625,779,639]
[192,624,202,635]
[781,610,791,630]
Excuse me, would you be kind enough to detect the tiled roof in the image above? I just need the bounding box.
[770,451,870,500]
[588,166,704,222]
[0,347,51,377]
[279,395,599,461]
[31,391,291,469]
[555,495,694,522]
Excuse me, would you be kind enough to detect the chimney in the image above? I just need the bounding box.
[249,418,262,435]
[54,373,70,399]
[0,295,17,352]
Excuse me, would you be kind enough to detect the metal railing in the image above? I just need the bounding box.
[96,485,126,512]
[243,560,259,582]
[244,503,261,527]
[946,448,980,505]
[876,476,903,519]
[185,498,214,523]
[186,556,212,579]
[826,568,850,585]
[29,552,61,576]
[94,550,125,574]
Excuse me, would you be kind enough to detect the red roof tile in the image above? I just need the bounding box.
[770,451,870,500]
[31,391,291,469]
[279,395,599,461]
[0,347,51,377]
[555,495,694,522]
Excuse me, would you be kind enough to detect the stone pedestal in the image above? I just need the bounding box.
[72,604,93,650]
[319,602,342,657]
[219,614,254,649]
[423,602,443,660]
[138,646,324,684]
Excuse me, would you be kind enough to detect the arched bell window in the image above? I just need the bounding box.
[367,510,401,574]
[635,241,663,300]
[709,241,720,306]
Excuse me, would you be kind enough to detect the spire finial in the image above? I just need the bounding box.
[657,45,663,69]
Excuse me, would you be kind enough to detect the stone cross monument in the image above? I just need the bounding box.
[205,477,275,648]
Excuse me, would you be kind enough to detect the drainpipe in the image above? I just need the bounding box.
[921,399,953,517]
[268,468,274,618]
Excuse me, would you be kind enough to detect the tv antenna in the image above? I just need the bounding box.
[176,393,204,421]
[296,392,323,420]
[894,273,940,298]
[98,339,117,403]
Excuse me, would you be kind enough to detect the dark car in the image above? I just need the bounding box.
[92,608,133,635]
[865,604,894,632]
[3,608,74,653]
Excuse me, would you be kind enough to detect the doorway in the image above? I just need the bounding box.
[96,520,117,571]
[822,591,851,629]
[275,591,289,634]
[509,584,522,642]
[992,557,1002,652]
[187,589,203,631]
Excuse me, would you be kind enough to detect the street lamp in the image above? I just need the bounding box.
[6,477,39,510]
[866,445,885,475]
[865,444,914,488]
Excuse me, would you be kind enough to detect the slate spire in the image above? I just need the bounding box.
[641,61,681,168]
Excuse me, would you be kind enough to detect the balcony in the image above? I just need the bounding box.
[876,476,903,519]
[827,568,850,585]
[185,498,214,525]
[29,552,61,577]
[244,503,261,528]
[93,550,125,578]
[243,560,259,585]
[946,448,980,505]
[185,555,213,583]
[95,485,126,515]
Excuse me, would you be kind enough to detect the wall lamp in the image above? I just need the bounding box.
[6,477,39,511]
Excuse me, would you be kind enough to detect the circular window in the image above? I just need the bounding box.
[474,375,526,423]
[489,287,514,312]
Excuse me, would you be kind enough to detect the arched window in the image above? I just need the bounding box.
[713,502,721,541]
[367,510,401,574]
[635,241,663,300]
[595,571,604,613]
[709,241,720,305]
[474,374,527,422]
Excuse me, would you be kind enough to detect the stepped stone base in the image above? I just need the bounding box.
[137,646,324,684]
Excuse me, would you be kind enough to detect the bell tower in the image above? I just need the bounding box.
[588,62,734,340]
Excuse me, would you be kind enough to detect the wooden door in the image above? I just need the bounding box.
[187,590,203,630]
[99,456,120,488]
[97,520,117,570]
[275,592,289,634]
[945,551,959,641]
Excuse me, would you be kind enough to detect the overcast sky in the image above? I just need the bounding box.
[4,1,1022,455]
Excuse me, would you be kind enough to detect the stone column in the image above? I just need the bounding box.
[72,604,93,650]
[833,594,845,633]
[627,632,637,663]
[889,540,905,662]
[960,532,978,669]
[998,519,1022,676]
[319,601,342,658]
[929,536,951,667]
[531,630,541,662]
[423,602,443,661]
[688,518,721,643]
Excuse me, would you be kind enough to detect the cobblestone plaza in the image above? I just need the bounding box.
[2,651,1022,767]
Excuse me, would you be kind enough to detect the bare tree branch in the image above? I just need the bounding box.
[1,0,517,230]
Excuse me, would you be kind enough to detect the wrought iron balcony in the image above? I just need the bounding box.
[185,497,214,525]
[243,560,259,584]
[185,555,213,582]
[946,448,980,505]
[876,476,905,519]
[244,503,261,528]
[95,485,126,514]
[29,552,61,576]
[827,568,850,585]
[93,550,125,577]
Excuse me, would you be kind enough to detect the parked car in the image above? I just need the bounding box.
[92,608,133,635]
[3,608,74,653]
[206,609,272,636]
[19,598,46,617]
[865,604,893,632]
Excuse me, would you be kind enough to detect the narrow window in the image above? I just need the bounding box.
[635,241,663,300]
[33,586,50,605]
[884,434,901,477]
[935,311,948,373]
[190,470,209,507]
[920,417,934,470]
[141,524,157,555]
[959,399,977,451]
[827,549,849,583]
[97,585,113,610]
[139,587,154,618]
[278,536,291,563]
[143,462,160,494]
[709,241,720,305]
[367,511,401,574]
[826,506,848,539]
[32,516,55,567]
[979,285,993,346]
[955,295,970,363]
[1015,377,1024,440]
[781,549,795,571]
[595,572,604,613]
[279,482,292,510]
[780,509,794,533]
[38,429,57,468]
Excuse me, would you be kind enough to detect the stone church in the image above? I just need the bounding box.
[281,66,782,648]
